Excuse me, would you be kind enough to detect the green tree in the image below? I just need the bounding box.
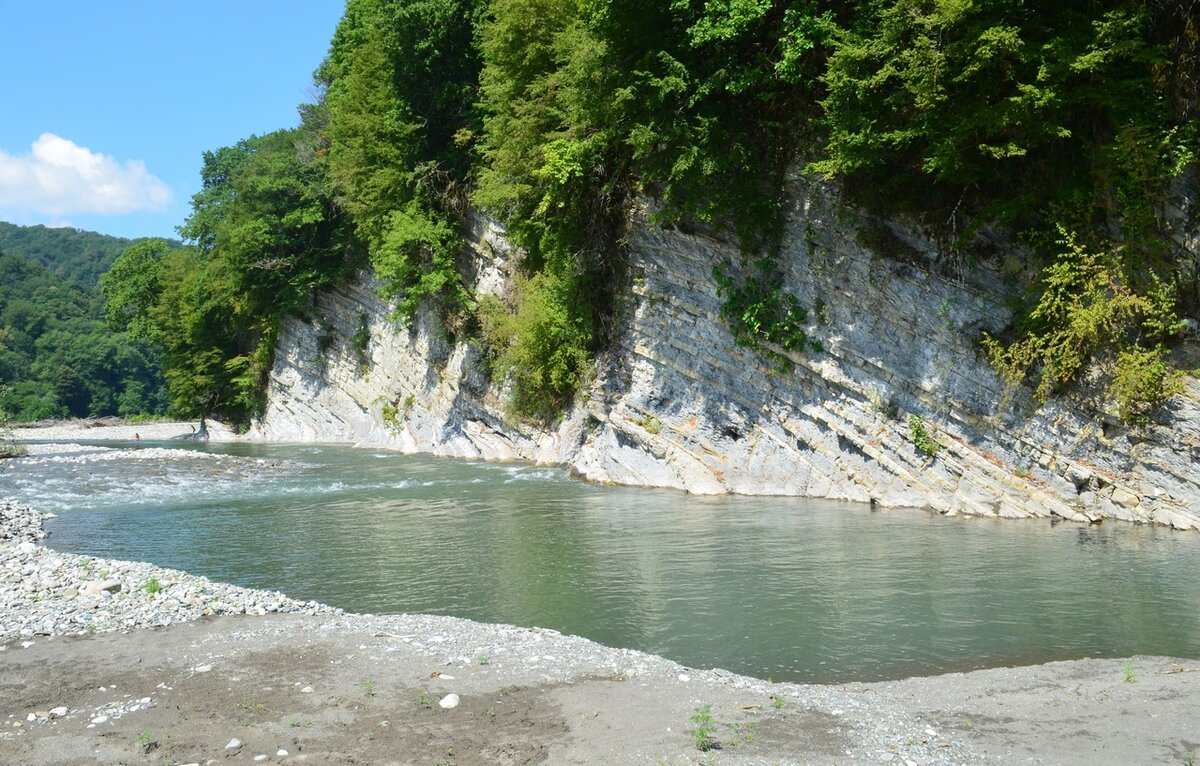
[321,0,482,317]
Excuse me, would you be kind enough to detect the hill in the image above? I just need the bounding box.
[0,221,180,287]
[0,249,167,421]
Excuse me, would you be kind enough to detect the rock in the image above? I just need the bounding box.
[17,541,36,554]
[277,749,289,757]
[254,755,268,762]
[438,693,460,709]
[80,579,122,597]
[193,664,213,673]
[91,715,108,724]
[300,685,313,694]
[1111,487,1140,509]
[49,706,67,717]
[225,738,242,749]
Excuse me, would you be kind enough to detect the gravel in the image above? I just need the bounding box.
[0,499,335,641]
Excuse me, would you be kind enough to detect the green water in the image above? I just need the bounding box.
[7,441,1200,683]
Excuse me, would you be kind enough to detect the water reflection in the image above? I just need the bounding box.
[6,440,1200,683]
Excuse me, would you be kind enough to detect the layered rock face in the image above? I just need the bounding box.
[254,180,1200,529]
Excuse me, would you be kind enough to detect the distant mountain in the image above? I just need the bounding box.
[0,221,181,287]
[0,247,168,421]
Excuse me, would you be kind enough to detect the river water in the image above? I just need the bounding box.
[3,440,1199,683]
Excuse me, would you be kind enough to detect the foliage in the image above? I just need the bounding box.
[982,231,1185,423]
[690,703,717,751]
[0,250,166,422]
[478,270,592,422]
[103,128,361,425]
[373,201,469,319]
[474,0,835,405]
[321,0,482,318]
[352,313,371,374]
[0,221,180,287]
[908,415,941,457]
[813,0,1198,416]
[0,396,27,458]
[714,259,819,372]
[815,1,1199,240]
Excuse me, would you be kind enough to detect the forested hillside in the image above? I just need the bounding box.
[0,222,178,286]
[104,0,1199,428]
[0,249,167,422]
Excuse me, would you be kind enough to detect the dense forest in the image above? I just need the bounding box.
[0,222,178,287]
[0,241,168,422]
[103,0,1199,428]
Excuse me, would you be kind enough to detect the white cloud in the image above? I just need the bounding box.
[0,133,172,217]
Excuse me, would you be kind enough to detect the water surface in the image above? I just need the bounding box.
[3,440,1198,683]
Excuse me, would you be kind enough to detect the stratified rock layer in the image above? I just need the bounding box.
[254,181,1200,529]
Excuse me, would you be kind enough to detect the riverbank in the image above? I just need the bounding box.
[2,502,1198,764]
[10,418,238,442]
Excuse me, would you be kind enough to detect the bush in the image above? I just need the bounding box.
[479,270,592,422]
[0,400,26,459]
[983,229,1186,423]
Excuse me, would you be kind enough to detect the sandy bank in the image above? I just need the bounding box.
[11,419,238,443]
[3,615,1198,765]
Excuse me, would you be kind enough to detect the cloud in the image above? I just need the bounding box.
[0,133,172,217]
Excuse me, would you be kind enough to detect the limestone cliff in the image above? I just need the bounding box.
[253,179,1200,529]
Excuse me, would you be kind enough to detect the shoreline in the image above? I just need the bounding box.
[10,419,239,443]
[3,500,1199,763]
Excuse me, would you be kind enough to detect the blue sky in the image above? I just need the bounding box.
[0,2,347,240]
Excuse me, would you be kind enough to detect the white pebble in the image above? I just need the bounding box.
[677,673,690,682]
[193,664,212,673]
[438,693,460,709]
[225,738,241,749]
[254,755,268,762]
[300,686,313,694]
[49,706,67,717]
[277,749,289,756]
[90,715,108,725]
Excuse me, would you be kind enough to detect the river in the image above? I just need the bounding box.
[3,439,1198,683]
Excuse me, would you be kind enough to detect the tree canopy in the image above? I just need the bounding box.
[0,249,166,421]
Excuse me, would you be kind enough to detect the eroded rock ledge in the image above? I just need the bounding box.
[253,180,1200,529]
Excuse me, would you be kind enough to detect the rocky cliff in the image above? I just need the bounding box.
[253,178,1200,529]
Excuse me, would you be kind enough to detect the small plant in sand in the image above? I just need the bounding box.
[728,721,755,746]
[771,696,785,710]
[1124,662,1137,683]
[143,576,162,595]
[361,681,376,697]
[691,704,718,751]
[417,692,433,709]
